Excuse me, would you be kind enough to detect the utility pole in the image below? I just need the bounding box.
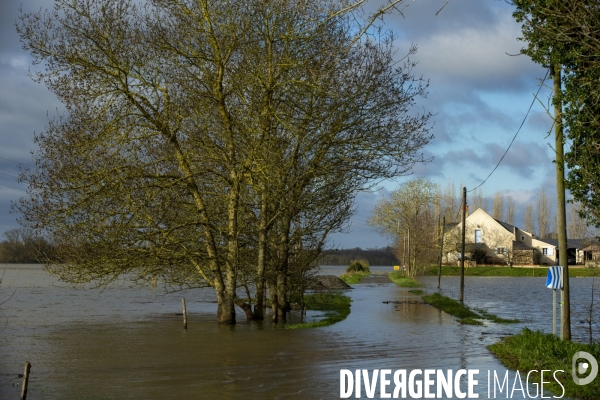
[459,187,466,303]
[553,64,570,340]
[438,215,445,289]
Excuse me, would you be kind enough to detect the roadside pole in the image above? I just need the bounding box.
[553,64,570,340]
[546,266,563,337]
[459,188,466,303]
[438,216,445,289]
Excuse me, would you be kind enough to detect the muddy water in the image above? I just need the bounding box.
[0,265,597,399]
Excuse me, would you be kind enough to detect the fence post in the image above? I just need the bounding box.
[182,298,187,330]
[20,361,31,400]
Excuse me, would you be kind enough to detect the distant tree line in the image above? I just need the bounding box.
[320,247,398,266]
[0,229,53,264]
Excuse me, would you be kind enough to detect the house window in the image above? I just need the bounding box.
[542,247,554,256]
[494,247,507,255]
[475,229,482,243]
[521,236,525,241]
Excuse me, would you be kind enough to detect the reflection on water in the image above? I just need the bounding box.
[1,265,596,399]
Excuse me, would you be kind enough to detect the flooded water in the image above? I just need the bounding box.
[0,264,598,399]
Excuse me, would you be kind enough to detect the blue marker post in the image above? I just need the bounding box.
[546,266,563,336]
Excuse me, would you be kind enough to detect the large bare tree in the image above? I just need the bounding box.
[16,0,432,323]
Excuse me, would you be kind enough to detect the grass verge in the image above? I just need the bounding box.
[340,271,370,284]
[422,265,600,277]
[421,293,520,325]
[488,328,600,400]
[388,271,421,287]
[285,293,351,329]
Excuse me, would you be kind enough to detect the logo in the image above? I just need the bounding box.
[572,351,598,386]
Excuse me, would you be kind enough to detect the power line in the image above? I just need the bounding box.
[469,70,550,193]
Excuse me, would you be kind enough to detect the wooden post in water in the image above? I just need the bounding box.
[182,298,187,330]
[20,361,31,400]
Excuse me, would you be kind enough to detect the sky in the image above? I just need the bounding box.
[0,0,558,249]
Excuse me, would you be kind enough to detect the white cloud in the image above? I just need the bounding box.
[407,11,538,91]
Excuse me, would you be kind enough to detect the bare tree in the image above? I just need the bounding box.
[568,201,590,239]
[369,178,440,277]
[524,203,536,236]
[471,188,487,214]
[506,196,516,225]
[492,192,504,220]
[536,187,552,239]
[442,181,458,223]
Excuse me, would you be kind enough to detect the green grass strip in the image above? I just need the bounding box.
[339,271,370,284]
[488,328,600,400]
[421,293,520,325]
[285,293,351,329]
[388,271,421,287]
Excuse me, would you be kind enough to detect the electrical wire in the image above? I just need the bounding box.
[469,70,550,193]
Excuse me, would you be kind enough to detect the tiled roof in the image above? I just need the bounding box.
[539,238,584,249]
[494,218,516,233]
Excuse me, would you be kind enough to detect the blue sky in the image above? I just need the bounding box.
[0,0,559,249]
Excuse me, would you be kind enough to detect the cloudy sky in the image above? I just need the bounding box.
[0,0,557,249]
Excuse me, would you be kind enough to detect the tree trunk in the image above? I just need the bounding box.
[276,271,288,322]
[254,192,268,320]
[271,291,279,323]
[234,298,254,321]
[216,289,236,324]
[275,214,292,322]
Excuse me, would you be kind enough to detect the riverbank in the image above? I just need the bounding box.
[422,265,600,277]
[286,293,351,329]
[339,270,370,284]
[488,328,600,400]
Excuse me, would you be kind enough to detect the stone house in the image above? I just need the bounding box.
[444,208,559,266]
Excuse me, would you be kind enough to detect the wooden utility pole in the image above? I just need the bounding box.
[553,64,570,340]
[459,188,466,303]
[438,216,445,289]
